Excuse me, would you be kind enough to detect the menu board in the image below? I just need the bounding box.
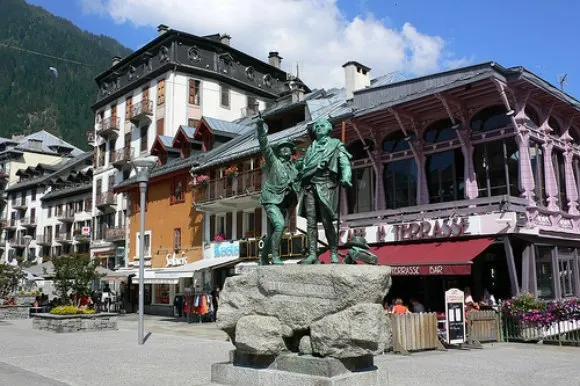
[445,288,466,345]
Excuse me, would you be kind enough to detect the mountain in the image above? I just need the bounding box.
[0,0,132,149]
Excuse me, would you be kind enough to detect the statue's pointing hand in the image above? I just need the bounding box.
[341,177,352,188]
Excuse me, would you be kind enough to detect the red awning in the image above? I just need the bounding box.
[319,238,495,276]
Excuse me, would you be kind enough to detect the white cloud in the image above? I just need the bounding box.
[79,0,467,88]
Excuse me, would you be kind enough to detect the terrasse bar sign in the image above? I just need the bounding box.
[393,218,470,241]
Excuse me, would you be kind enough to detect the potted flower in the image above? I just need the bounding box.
[224,165,239,178]
[197,174,210,188]
[214,232,226,242]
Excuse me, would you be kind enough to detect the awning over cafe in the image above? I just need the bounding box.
[319,238,495,275]
[132,256,241,284]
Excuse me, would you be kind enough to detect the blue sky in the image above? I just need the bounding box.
[26,0,580,98]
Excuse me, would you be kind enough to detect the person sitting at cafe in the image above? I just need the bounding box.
[464,287,479,311]
[480,288,496,307]
[411,298,426,313]
[392,298,410,314]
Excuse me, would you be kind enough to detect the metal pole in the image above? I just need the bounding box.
[138,172,148,345]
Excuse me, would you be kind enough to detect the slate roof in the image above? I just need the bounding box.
[203,117,249,135]
[6,152,93,192]
[41,182,92,201]
[0,130,83,157]
[158,135,174,148]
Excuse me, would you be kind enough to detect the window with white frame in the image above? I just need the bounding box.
[136,231,152,257]
[244,212,255,238]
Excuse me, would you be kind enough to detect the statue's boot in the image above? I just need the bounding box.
[260,256,270,265]
[271,255,284,265]
[301,255,320,264]
[330,251,340,264]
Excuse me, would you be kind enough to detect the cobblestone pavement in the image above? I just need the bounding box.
[1,316,579,386]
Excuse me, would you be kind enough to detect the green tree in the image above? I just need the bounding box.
[52,253,103,298]
[0,264,25,298]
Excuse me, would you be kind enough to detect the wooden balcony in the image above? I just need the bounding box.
[55,232,73,244]
[21,217,37,227]
[12,199,27,211]
[96,191,116,210]
[56,209,75,223]
[111,148,134,170]
[128,100,153,124]
[8,237,26,248]
[73,230,90,243]
[97,116,121,138]
[105,226,125,241]
[36,235,52,246]
[195,169,262,213]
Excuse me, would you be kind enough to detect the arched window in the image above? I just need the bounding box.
[346,140,375,214]
[424,119,457,143]
[473,140,519,197]
[525,106,540,128]
[470,105,511,133]
[548,117,561,135]
[382,130,412,153]
[425,148,464,203]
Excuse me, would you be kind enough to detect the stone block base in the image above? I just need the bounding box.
[212,352,379,386]
[32,313,118,333]
[0,306,30,320]
[211,362,379,386]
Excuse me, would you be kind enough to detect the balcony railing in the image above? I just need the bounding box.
[73,230,90,243]
[96,191,116,208]
[128,100,153,123]
[55,232,73,243]
[7,218,17,228]
[12,199,27,210]
[239,234,306,260]
[57,209,75,222]
[8,237,26,247]
[21,217,37,227]
[36,235,52,245]
[111,148,134,169]
[199,169,262,204]
[105,227,125,241]
[97,116,121,138]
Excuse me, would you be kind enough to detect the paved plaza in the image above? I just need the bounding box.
[0,315,579,386]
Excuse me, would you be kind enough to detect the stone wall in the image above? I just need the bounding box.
[0,306,30,320]
[32,313,118,333]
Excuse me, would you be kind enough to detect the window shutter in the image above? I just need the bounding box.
[254,207,262,238]
[126,97,133,118]
[209,215,216,240]
[111,104,117,118]
[236,212,243,239]
[157,79,165,105]
[156,118,164,136]
[188,79,195,104]
[174,228,181,251]
[225,212,232,240]
[142,86,149,104]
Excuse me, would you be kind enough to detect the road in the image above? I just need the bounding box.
[0,316,579,385]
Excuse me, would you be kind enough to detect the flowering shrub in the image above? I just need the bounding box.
[224,165,239,177]
[214,233,226,242]
[502,292,580,328]
[49,306,95,315]
[188,174,210,189]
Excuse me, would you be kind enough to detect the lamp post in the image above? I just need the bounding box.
[22,235,33,263]
[131,155,158,345]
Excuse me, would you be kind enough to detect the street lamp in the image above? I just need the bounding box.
[130,155,158,345]
[22,235,32,263]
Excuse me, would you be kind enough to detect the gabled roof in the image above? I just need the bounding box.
[203,117,249,136]
[0,130,82,158]
[7,152,93,192]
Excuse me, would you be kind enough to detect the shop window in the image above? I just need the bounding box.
[473,139,519,197]
[136,231,151,257]
[155,284,170,304]
[529,142,546,206]
[536,246,555,299]
[347,166,375,214]
[425,148,464,203]
[555,152,568,211]
[173,228,181,252]
[470,105,511,133]
[383,158,417,209]
[220,85,230,108]
[382,130,412,153]
[424,119,457,143]
[525,106,540,128]
[558,247,576,298]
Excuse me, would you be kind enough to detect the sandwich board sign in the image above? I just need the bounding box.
[445,288,466,345]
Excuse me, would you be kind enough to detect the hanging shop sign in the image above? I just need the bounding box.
[391,264,471,276]
[203,241,240,260]
[445,288,466,345]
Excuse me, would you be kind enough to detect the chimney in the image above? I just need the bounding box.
[157,24,169,36]
[342,61,371,100]
[219,34,231,46]
[290,80,305,103]
[111,56,122,67]
[268,51,282,69]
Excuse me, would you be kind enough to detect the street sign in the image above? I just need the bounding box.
[82,226,91,235]
[445,288,466,345]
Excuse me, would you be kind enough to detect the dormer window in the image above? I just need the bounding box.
[28,139,42,150]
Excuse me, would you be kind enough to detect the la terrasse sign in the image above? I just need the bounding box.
[339,217,473,245]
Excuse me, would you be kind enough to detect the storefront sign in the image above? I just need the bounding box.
[338,215,486,245]
[391,264,472,276]
[204,241,241,260]
[393,218,470,241]
[445,288,466,345]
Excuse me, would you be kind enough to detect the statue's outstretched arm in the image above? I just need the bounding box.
[255,119,276,165]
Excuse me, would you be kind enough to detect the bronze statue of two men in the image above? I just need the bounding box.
[256,117,352,265]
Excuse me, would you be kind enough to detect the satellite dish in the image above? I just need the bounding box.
[49,67,58,78]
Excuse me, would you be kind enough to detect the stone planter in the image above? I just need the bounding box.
[32,313,118,333]
[14,296,35,306]
[0,305,30,320]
